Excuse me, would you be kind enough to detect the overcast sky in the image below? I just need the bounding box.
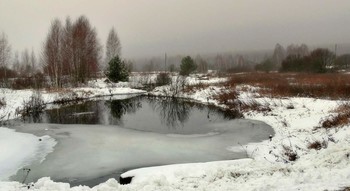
[1,0,350,58]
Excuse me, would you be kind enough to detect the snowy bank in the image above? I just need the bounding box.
[0,78,146,120]
[1,77,350,190]
[0,128,56,181]
[118,80,350,190]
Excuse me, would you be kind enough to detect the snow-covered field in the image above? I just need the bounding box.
[1,76,350,190]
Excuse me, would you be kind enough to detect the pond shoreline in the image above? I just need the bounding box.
[1,76,349,190]
[4,91,272,186]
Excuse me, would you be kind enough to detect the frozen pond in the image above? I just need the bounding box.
[25,96,241,134]
[10,96,274,187]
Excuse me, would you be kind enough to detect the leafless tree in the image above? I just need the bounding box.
[165,75,187,97]
[42,16,102,86]
[43,19,63,87]
[195,55,208,73]
[215,54,226,72]
[61,17,74,78]
[299,44,309,57]
[105,27,121,66]
[30,49,37,74]
[272,43,286,68]
[12,51,20,72]
[71,16,101,84]
[21,49,31,76]
[286,44,309,57]
[0,32,11,79]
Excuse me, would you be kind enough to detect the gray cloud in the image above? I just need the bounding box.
[1,0,350,58]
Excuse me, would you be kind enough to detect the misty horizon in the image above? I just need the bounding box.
[1,0,350,59]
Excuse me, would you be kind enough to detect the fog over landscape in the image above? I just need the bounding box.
[2,1,350,190]
[1,0,350,59]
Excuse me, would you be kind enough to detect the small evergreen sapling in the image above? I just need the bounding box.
[180,56,197,76]
[106,56,129,83]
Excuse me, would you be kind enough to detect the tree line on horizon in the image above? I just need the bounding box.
[255,43,347,73]
[132,44,350,74]
[1,15,350,89]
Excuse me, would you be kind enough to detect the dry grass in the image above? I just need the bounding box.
[334,103,350,113]
[212,72,350,127]
[0,98,6,121]
[239,100,272,113]
[307,140,327,150]
[44,87,73,94]
[321,114,350,129]
[213,89,239,109]
[213,89,271,116]
[226,73,350,99]
[282,145,298,161]
[183,83,210,93]
[317,103,350,129]
[0,98,5,109]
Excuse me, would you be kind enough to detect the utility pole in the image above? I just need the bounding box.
[335,44,337,57]
[334,44,337,67]
[164,53,167,72]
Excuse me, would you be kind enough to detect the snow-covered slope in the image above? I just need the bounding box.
[1,77,350,190]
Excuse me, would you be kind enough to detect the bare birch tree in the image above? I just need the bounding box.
[272,43,286,68]
[30,48,37,74]
[61,17,74,78]
[12,51,20,73]
[21,49,30,76]
[0,32,11,79]
[71,16,101,84]
[105,27,121,65]
[43,19,63,87]
[42,16,102,86]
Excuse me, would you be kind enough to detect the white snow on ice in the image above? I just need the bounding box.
[0,127,56,181]
[7,119,271,185]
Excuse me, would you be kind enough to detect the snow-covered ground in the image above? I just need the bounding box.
[0,78,145,120]
[1,76,350,190]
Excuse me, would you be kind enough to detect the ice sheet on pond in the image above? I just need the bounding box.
[10,120,273,185]
[0,127,56,181]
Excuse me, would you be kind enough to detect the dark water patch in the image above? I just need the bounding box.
[25,96,240,134]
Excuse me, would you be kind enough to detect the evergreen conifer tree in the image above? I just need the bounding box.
[180,56,197,76]
[106,56,129,82]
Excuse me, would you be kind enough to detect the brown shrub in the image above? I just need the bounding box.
[307,140,327,150]
[0,98,5,109]
[239,100,272,113]
[18,91,46,122]
[334,103,350,113]
[226,73,350,99]
[286,104,295,109]
[282,145,298,161]
[213,79,271,112]
[11,72,46,90]
[319,103,350,129]
[155,72,171,86]
[321,113,350,129]
[213,89,239,109]
[183,83,209,93]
